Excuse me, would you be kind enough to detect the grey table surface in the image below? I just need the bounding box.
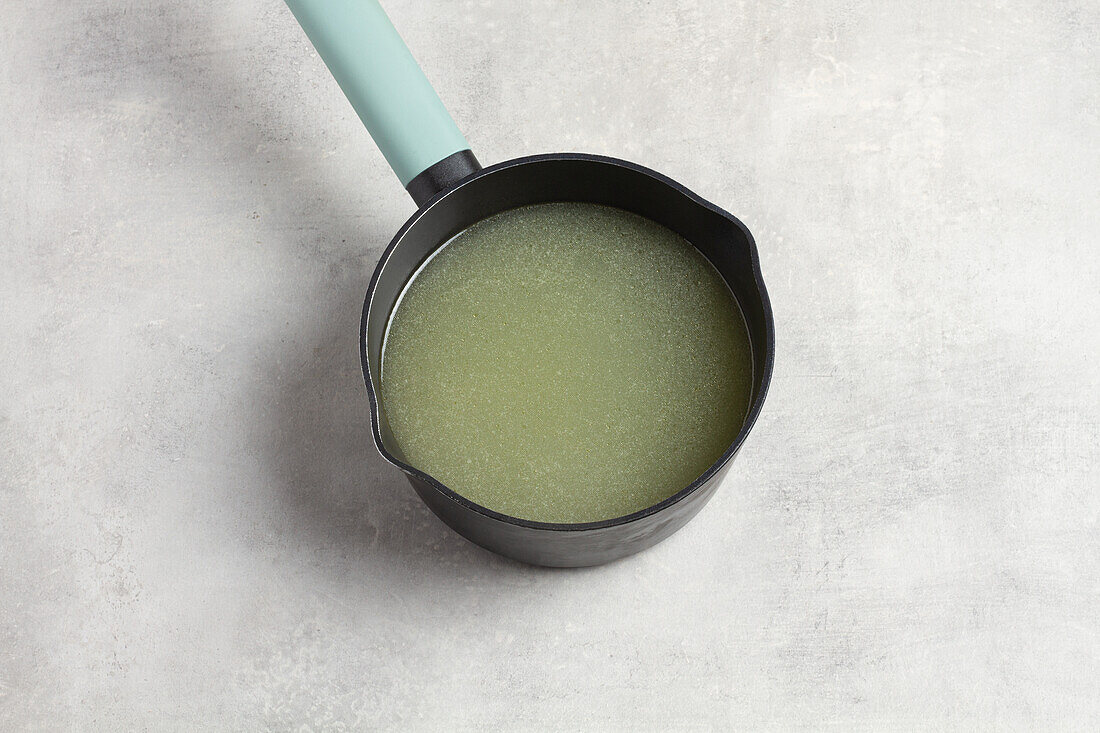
[2,0,1098,730]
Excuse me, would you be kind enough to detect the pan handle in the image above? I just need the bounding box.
[284,0,481,206]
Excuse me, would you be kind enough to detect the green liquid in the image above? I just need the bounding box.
[380,203,753,523]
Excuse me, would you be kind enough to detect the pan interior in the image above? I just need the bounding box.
[377,201,753,523]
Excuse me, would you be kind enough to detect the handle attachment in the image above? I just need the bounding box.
[285,0,480,201]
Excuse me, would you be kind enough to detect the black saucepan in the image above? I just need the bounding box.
[285,0,774,567]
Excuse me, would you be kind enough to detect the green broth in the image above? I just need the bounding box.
[380,203,753,523]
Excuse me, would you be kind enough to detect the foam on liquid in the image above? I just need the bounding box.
[380,203,753,523]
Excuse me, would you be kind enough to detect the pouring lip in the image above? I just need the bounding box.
[360,152,775,533]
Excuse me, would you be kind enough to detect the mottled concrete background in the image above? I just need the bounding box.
[1,0,1097,729]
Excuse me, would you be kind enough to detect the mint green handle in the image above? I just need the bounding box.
[285,0,471,186]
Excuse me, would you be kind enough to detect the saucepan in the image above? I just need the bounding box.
[284,0,774,566]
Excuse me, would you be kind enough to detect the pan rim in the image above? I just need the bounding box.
[360,152,775,533]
